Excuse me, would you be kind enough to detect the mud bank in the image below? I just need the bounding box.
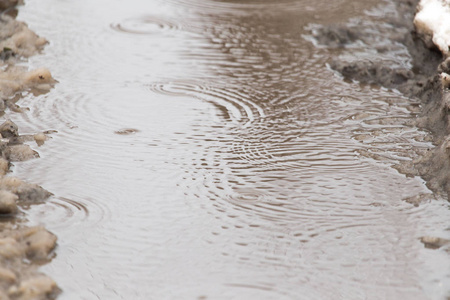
[309,0,450,199]
[0,1,59,299]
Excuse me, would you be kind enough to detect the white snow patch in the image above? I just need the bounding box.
[441,72,450,87]
[414,0,450,56]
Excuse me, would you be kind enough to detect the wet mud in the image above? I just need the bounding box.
[0,1,59,299]
[309,0,450,199]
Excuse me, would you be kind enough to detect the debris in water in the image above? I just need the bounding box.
[115,128,139,135]
[420,236,450,249]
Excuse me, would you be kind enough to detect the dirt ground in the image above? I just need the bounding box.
[311,0,450,199]
[0,1,60,299]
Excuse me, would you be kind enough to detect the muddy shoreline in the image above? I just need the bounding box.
[310,0,450,200]
[0,1,59,299]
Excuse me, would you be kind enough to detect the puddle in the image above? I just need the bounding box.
[12,0,450,299]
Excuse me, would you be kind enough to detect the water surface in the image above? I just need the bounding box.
[12,0,450,299]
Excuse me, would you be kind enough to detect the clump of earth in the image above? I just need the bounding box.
[0,0,60,299]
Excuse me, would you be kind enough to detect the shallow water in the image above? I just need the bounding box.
[11,0,450,299]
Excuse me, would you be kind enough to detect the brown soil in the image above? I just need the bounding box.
[310,0,450,199]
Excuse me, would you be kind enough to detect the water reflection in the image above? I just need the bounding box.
[14,0,450,299]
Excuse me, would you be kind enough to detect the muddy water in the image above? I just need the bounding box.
[11,0,450,299]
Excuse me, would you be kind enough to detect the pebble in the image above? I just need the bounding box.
[0,238,22,259]
[0,267,16,283]
[0,120,18,138]
[0,0,18,11]
[3,144,39,162]
[0,177,52,203]
[0,158,9,176]
[33,133,46,146]
[0,190,17,215]
[8,276,59,300]
[420,236,450,249]
[19,227,57,260]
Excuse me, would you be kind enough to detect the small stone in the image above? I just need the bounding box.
[3,144,39,162]
[20,227,57,260]
[0,190,17,215]
[0,267,16,283]
[0,237,22,259]
[0,157,10,176]
[33,133,46,146]
[15,183,52,203]
[0,120,18,138]
[0,177,23,190]
[8,276,59,300]
[23,68,55,91]
[0,177,52,202]
[420,236,450,249]
[0,0,18,12]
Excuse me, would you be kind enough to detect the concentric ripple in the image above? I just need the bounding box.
[149,81,265,126]
[26,196,89,229]
[14,0,450,299]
